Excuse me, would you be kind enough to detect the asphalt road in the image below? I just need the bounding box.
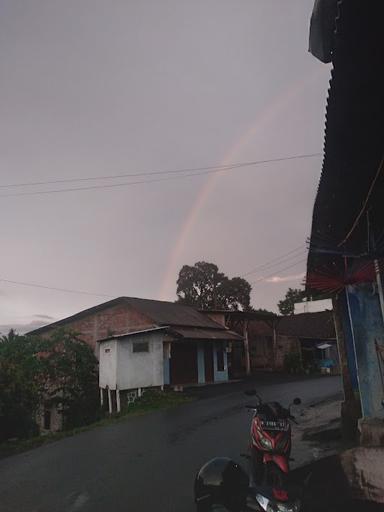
[0,375,341,512]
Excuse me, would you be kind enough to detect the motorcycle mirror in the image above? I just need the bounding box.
[244,389,257,396]
[293,397,302,405]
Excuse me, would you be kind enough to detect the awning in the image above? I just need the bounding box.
[169,326,243,342]
[317,343,332,350]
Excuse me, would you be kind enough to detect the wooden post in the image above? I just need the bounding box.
[116,389,121,413]
[243,319,251,376]
[107,387,112,414]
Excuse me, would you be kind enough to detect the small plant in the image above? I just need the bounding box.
[284,351,303,374]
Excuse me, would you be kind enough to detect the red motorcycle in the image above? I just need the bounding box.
[245,390,301,487]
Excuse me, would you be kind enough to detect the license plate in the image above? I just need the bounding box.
[261,420,287,431]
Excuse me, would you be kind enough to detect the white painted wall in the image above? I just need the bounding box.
[116,332,164,390]
[99,340,118,389]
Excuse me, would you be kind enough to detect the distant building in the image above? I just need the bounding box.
[294,298,333,314]
[202,309,338,375]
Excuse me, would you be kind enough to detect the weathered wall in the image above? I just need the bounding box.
[41,303,154,356]
[275,335,301,370]
[203,312,226,327]
[99,340,117,389]
[116,332,164,390]
[347,284,384,418]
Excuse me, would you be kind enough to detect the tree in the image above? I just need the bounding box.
[0,329,100,441]
[0,335,42,441]
[0,328,17,343]
[36,330,100,430]
[277,287,306,315]
[176,261,252,310]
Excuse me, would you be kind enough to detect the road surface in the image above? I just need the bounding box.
[0,375,341,512]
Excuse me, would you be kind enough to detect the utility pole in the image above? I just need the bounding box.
[243,319,251,376]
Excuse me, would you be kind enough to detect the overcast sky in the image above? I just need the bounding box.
[0,0,330,333]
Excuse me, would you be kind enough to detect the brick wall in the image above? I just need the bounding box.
[275,335,301,369]
[40,303,155,355]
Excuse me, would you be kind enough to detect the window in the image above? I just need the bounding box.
[217,347,225,371]
[104,348,111,353]
[132,341,149,353]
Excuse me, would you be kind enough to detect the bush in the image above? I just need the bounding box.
[0,335,41,442]
[284,351,303,374]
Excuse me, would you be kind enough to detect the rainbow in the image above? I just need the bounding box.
[159,67,324,300]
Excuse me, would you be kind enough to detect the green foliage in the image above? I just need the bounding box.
[251,308,275,316]
[277,288,306,315]
[0,333,42,441]
[284,351,303,374]
[176,261,252,310]
[36,330,100,430]
[0,329,100,441]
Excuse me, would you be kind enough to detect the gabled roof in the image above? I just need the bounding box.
[276,311,335,340]
[28,296,229,335]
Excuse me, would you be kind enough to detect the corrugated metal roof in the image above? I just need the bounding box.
[123,297,224,329]
[28,297,226,335]
[276,311,335,340]
[307,0,384,285]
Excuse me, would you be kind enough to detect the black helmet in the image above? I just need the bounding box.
[194,457,249,511]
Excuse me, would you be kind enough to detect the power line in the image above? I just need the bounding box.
[0,278,113,298]
[249,258,307,286]
[337,154,384,247]
[241,245,305,277]
[0,153,321,198]
[1,255,309,301]
[0,153,321,189]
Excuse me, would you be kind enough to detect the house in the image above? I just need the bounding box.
[29,297,243,413]
[276,311,338,374]
[202,309,337,374]
[203,310,276,375]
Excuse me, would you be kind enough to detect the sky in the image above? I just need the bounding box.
[0,0,331,334]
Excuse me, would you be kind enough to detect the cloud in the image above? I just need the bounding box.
[264,273,305,284]
[0,319,51,336]
[33,314,55,320]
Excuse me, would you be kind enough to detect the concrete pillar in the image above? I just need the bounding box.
[333,293,362,439]
[347,283,384,418]
[100,388,104,407]
[107,388,112,414]
[138,388,142,398]
[116,389,121,413]
[333,294,355,402]
[197,342,206,384]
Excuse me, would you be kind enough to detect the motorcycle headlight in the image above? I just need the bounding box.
[268,501,301,512]
[256,494,300,512]
[258,434,273,450]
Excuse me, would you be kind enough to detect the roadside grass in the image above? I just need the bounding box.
[0,390,193,459]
